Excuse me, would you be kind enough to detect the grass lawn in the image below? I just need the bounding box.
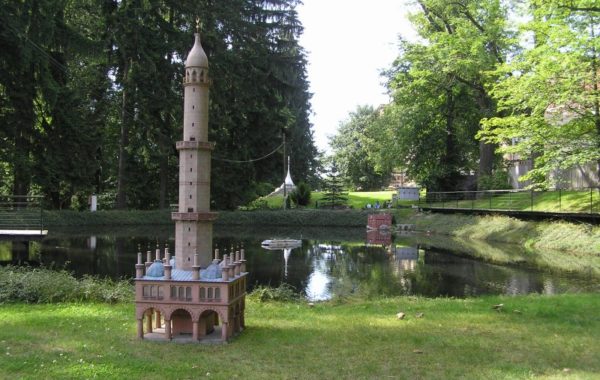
[423,189,600,213]
[1,294,600,379]
[261,190,406,209]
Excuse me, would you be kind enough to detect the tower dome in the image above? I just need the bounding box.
[146,260,165,278]
[185,33,208,68]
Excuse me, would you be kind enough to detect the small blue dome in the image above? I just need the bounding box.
[170,257,176,269]
[201,262,222,280]
[146,260,165,278]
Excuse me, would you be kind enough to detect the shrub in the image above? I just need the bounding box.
[0,265,133,304]
[249,283,300,302]
[478,170,512,191]
[290,182,312,206]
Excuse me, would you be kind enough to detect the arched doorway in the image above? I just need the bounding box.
[198,309,221,341]
[171,308,193,339]
[138,307,166,340]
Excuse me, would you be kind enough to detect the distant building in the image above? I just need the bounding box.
[269,157,296,196]
[506,103,599,189]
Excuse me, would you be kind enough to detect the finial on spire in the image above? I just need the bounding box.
[195,17,201,33]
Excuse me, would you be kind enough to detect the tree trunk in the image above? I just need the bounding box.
[11,62,36,198]
[474,90,497,187]
[116,60,132,209]
[158,144,169,209]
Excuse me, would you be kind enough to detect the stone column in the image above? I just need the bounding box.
[145,249,152,269]
[221,321,228,341]
[165,319,172,340]
[192,254,200,280]
[164,246,172,280]
[192,321,199,341]
[145,310,153,333]
[155,311,161,329]
[137,319,144,339]
[240,247,246,273]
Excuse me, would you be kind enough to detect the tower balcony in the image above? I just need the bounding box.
[176,141,214,151]
[172,211,218,221]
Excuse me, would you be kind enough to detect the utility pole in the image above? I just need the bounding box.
[282,130,287,209]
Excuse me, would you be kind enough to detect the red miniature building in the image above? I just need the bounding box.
[134,28,247,343]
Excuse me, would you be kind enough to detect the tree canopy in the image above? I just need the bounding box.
[330,0,598,191]
[0,0,317,210]
[479,0,600,187]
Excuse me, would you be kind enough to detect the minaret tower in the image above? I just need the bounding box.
[172,24,217,269]
[134,25,247,343]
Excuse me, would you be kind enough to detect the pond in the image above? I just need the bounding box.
[1,225,598,300]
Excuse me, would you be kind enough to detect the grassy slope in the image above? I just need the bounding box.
[1,295,599,379]
[263,190,398,209]
[410,212,600,254]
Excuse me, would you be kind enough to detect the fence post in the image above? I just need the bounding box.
[531,190,534,211]
[591,188,593,214]
[40,197,44,234]
[558,188,561,212]
[489,192,492,209]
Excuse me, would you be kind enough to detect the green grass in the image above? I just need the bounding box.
[1,295,599,379]
[411,212,600,256]
[424,189,600,213]
[259,190,405,209]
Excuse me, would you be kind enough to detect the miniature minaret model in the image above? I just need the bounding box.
[172,24,217,269]
[134,24,247,343]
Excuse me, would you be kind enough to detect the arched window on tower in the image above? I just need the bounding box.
[192,70,197,82]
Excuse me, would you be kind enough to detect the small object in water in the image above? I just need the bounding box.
[396,312,406,320]
[261,239,301,249]
[415,312,424,318]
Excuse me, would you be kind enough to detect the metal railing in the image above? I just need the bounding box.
[420,188,600,214]
[0,195,44,232]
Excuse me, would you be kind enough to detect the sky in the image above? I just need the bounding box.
[296,0,418,153]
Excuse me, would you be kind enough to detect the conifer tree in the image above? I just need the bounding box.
[320,162,348,209]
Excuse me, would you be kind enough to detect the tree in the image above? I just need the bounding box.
[479,1,600,187]
[374,0,513,190]
[320,162,348,209]
[290,181,311,206]
[0,0,318,210]
[374,38,483,191]
[330,105,392,190]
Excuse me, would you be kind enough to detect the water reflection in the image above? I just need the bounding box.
[1,226,598,300]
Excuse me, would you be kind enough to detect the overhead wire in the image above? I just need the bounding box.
[212,142,284,163]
